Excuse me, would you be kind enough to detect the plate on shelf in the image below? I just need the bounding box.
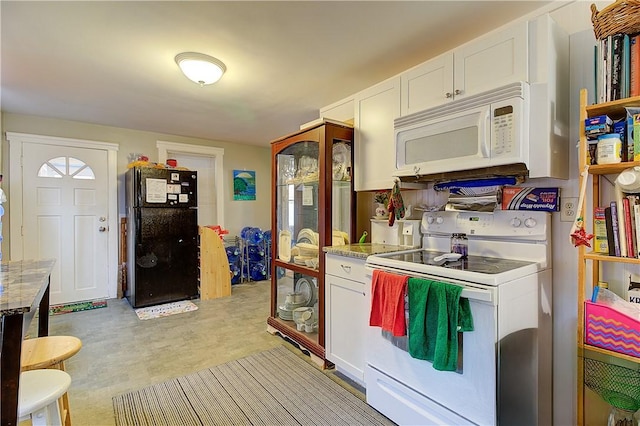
[278,305,294,321]
[278,230,292,262]
[371,215,389,220]
[297,228,318,246]
[294,277,318,307]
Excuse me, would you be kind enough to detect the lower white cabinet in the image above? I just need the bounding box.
[325,254,367,386]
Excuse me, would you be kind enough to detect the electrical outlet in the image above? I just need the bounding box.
[561,197,579,222]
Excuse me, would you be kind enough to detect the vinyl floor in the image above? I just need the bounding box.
[35,280,362,426]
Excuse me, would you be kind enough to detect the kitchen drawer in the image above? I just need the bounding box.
[325,254,366,282]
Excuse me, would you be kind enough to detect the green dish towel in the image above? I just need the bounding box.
[407,277,474,371]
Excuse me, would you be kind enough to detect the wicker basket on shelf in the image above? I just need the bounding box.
[591,0,640,39]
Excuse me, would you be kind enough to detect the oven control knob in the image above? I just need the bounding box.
[426,216,434,224]
[435,216,444,224]
[524,217,537,228]
[510,217,522,227]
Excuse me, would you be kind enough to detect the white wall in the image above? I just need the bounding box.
[0,113,271,254]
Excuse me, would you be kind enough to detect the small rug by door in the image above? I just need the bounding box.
[49,299,107,316]
[112,345,393,426]
[133,300,198,320]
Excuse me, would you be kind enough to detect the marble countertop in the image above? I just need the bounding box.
[0,258,56,316]
[323,243,417,259]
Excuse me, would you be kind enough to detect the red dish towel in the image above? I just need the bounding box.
[369,269,409,336]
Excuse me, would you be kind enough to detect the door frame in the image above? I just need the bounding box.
[7,132,120,299]
[156,141,225,228]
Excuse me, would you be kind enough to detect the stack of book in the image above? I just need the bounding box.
[595,32,640,103]
[595,195,640,257]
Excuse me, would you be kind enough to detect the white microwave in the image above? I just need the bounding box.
[394,82,530,178]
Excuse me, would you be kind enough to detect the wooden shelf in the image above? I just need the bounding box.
[581,343,640,364]
[588,161,640,175]
[577,89,640,426]
[583,252,640,264]
[585,95,640,118]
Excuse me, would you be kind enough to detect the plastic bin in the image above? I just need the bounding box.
[585,301,640,358]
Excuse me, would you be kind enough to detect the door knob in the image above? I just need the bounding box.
[99,226,107,232]
[454,89,462,95]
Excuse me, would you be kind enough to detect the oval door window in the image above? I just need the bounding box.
[37,156,95,180]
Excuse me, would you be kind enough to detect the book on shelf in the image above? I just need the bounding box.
[634,203,640,256]
[628,195,639,257]
[611,33,624,101]
[623,197,636,258]
[610,201,622,257]
[623,34,630,99]
[594,206,609,253]
[605,206,616,256]
[631,33,640,97]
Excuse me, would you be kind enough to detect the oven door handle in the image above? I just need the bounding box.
[365,265,495,304]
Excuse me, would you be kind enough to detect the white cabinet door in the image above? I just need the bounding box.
[325,255,367,385]
[454,20,528,99]
[401,52,454,116]
[354,77,400,191]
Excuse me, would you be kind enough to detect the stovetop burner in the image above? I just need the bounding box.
[374,249,536,275]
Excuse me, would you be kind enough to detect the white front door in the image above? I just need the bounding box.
[8,133,119,305]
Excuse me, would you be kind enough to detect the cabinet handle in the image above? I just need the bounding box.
[454,89,462,95]
[445,92,453,98]
[340,265,351,273]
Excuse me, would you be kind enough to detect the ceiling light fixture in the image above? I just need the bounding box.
[175,52,226,86]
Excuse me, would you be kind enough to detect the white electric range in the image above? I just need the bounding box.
[364,210,553,426]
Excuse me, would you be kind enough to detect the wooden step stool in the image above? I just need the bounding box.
[21,336,82,426]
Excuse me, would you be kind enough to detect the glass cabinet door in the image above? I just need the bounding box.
[331,141,353,244]
[275,140,319,268]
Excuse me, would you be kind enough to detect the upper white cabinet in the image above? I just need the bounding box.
[320,96,354,123]
[400,21,528,115]
[354,76,400,191]
[400,53,454,116]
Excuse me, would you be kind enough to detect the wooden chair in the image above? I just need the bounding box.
[21,336,82,426]
[18,369,72,426]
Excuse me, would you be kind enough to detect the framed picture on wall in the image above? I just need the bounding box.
[233,170,256,201]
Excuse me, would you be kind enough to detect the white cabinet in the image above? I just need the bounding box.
[325,254,367,386]
[320,96,354,123]
[354,77,400,191]
[400,53,453,116]
[400,20,528,115]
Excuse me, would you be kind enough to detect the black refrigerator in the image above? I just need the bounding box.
[125,167,199,308]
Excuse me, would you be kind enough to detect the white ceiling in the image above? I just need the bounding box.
[1,1,561,148]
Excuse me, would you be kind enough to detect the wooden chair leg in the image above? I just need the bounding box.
[56,361,72,426]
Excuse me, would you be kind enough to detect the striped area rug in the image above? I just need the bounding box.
[113,345,393,426]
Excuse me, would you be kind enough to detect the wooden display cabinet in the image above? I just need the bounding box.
[267,119,355,364]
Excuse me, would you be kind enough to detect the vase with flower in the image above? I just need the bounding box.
[373,191,390,218]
